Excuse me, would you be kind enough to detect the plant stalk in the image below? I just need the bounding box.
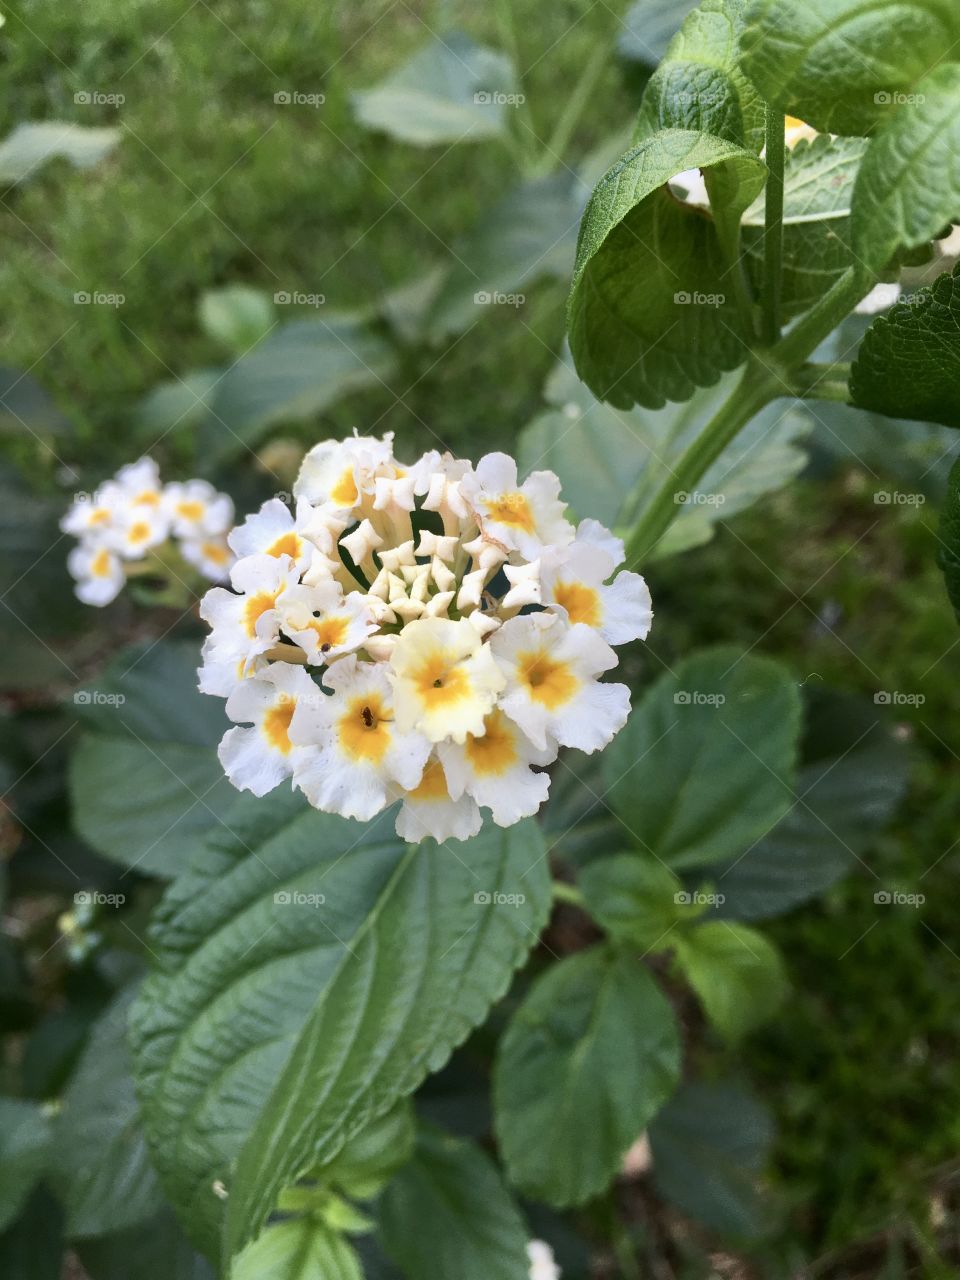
[762,107,786,344]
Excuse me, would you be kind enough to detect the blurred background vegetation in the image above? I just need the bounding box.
[2,1,959,1276]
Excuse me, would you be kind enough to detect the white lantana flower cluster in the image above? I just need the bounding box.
[198,433,652,843]
[62,458,235,605]
[527,1240,561,1280]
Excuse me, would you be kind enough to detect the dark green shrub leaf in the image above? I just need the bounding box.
[579,854,686,948]
[0,1099,52,1232]
[850,263,960,428]
[674,921,788,1038]
[378,1127,529,1280]
[75,1209,216,1280]
[602,647,801,869]
[494,948,680,1206]
[740,0,960,136]
[939,454,960,621]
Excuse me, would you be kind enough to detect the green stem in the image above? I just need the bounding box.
[794,361,852,403]
[770,266,866,371]
[714,215,759,344]
[796,380,850,403]
[762,107,786,344]
[535,41,608,175]
[551,880,586,908]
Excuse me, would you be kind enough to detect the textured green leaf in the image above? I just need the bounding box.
[204,314,396,461]
[51,986,164,1238]
[494,947,681,1206]
[232,1218,363,1280]
[740,0,960,136]
[648,1080,774,1237]
[129,794,549,1260]
[850,263,960,428]
[637,0,765,152]
[316,1104,416,1201]
[704,691,910,919]
[618,0,701,66]
[939,454,960,621]
[199,286,275,355]
[351,32,516,145]
[0,122,120,184]
[0,1099,52,1232]
[743,135,866,319]
[69,641,237,878]
[426,175,583,340]
[567,129,765,409]
[851,65,960,275]
[518,354,810,553]
[579,854,687,948]
[378,1127,529,1280]
[674,922,788,1038]
[603,647,801,869]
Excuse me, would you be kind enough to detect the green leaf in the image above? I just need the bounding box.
[850,263,960,428]
[75,1209,215,1280]
[0,1189,63,1280]
[351,32,516,146]
[851,65,960,275]
[618,0,702,66]
[674,921,788,1038]
[204,314,396,462]
[493,948,681,1206]
[518,354,810,553]
[648,1080,774,1238]
[940,453,960,621]
[69,641,239,877]
[426,175,583,340]
[602,647,801,869]
[740,0,960,136]
[128,796,550,1260]
[636,0,765,152]
[579,854,687,948]
[135,369,223,439]
[567,129,765,409]
[0,122,120,184]
[378,1127,529,1280]
[317,1103,416,1201]
[0,1099,52,1232]
[0,367,72,437]
[232,1218,363,1280]
[51,985,164,1238]
[198,286,275,355]
[702,689,911,918]
[743,135,867,320]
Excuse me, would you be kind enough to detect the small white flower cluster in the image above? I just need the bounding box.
[527,1240,561,1280]
[199,433,652,843]
[62,458,235,606]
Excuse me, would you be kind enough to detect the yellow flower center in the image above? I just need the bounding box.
[330,466,359,507]
[338,693,391,763]
[134,490,161,507]
[90,548,113,578]
[266,531,303,560]
[409,758,449,801]
[89,508,111,526]
[128,520,152,545]
[552,580,601,627]
[483,492,534,533]
[202,541,230,565]
[176,499,206,521]
[518,649,578,709]
[412,649,471,709]
[309,615,349,652]
[262,696,296,754]
[243,590,280,637]
[465,710,518,776]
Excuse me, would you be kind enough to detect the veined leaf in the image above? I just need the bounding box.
[637,0,765,152]
[129,793,550,1261]
[850,262,960,428]
[851,65,960,275]
[493,947,680,1206]
[743,135,867,319]
[232,1218,363,1280]
[740,0,960,136]
[674,921,788,1039]
[567,130,765,409]
[351,32,516,146]
[579,855,687,949]
[602,647,801,870]
[378,1127,529,1280]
